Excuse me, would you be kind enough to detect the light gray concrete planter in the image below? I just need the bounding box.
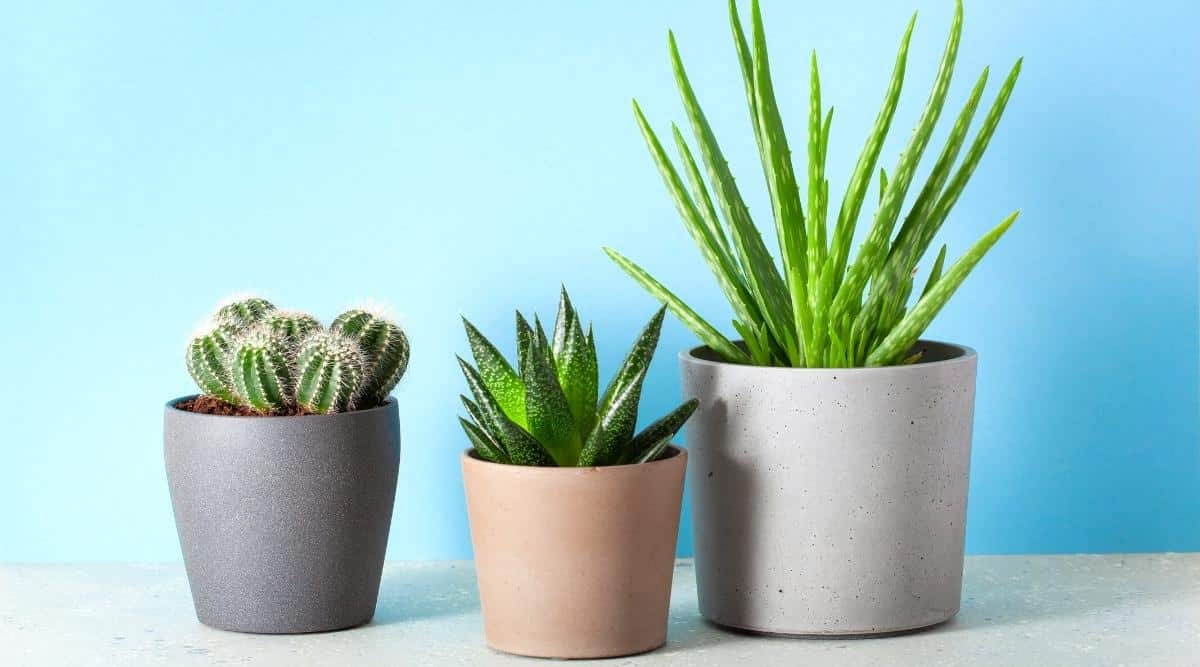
[163,396,400,634]
[681,341,977,636]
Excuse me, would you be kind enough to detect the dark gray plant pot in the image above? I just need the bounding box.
[163,396,400,634]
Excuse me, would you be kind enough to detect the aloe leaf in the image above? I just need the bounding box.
[598,306,665,413]
[578,364,649,467]
[823,14,915,303]
[748,0,809,355]
[672,125,736,264]
[921,244,948,300]
[867,210,1017,366]
[459,416,509,464]
[520,333,581,466]
[806,50,824,282]
[879,167,889,204]
[515,311,534,375]
[669,31,798,362]
[728,0,761,150]
[833,0,963,327]
[556,310,598,441]
[462,317,527,428]
[625,398,699,464]
[632,102,761,329]
[457,356,553,466]
[605,248,749,363]
[533,315,552,360]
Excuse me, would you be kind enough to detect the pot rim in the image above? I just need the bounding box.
[680,338,976,374]
[164,394,396,421]
[461,445,685,475]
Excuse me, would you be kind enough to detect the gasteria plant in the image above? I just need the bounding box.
[606,0,1021,368]
[458,288,698,467]
[184,296,409,414]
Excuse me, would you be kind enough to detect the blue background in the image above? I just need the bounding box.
[1,0,1196,561]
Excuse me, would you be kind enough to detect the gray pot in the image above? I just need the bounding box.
[163,396,400,634]
[681,341,977,636]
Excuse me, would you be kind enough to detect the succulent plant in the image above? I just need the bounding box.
[295,331,365,415]
[184,296,408,414]
[607,0,1021,368]
[230,326,294,413]
[458,288,698,467]
[332,308,411,408]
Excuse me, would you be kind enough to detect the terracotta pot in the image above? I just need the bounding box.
[462,446,687,658]
[681,340,977,636]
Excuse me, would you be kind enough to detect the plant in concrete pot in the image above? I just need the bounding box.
[164,296,409,633]
[459,288,696,658]
[607,0,1020,635]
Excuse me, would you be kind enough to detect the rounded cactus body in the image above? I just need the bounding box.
[215,296,276,334]
[332,309,410,407]
[186,326,236,403]
[264,311,321,352]
[229,326,294,413]
[295,331,364,414]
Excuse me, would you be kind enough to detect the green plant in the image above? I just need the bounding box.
[458,288,698,467]
[606,0,1021,368]
[184,296,408,414]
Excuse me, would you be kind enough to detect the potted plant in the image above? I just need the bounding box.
[164,296,409,634]
[458,288,697,658]
[606,0,1021,635]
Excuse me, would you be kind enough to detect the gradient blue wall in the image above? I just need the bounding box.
[1,1,1196,561]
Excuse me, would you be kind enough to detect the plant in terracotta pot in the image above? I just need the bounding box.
[458,288,696,659]
[164,296,409,634]
[607,0,1020,636]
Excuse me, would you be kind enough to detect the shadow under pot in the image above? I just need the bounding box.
[163,396,400,634]
[462,447,687,659]
[681,340,977,636]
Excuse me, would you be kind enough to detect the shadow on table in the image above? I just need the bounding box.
[371,563,480,625]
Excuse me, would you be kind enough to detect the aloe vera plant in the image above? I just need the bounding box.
[458,288,698,466]
[607,0,1021,367]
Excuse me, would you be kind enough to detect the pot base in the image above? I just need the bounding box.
[197,613,375,635]
[702,608,959,638]
[486,638,666,660]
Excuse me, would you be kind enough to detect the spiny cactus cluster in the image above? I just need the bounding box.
[458,288,697,467]
[186,296,409,414]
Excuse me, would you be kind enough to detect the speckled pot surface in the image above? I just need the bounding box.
[462,447,686,659]
[681,341,977,636]
[163,396,400,634]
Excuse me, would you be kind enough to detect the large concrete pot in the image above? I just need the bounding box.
[163,396,400,634]
[462,447,687,658]
[681,341,977,636]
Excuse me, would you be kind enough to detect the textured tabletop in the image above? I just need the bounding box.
[2,554,1197,666]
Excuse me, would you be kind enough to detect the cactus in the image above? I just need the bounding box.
[186,325,236,404]
[215,296,275,334]
[184,295,408,415]
[263,311,321,351]
[458,287,697,467]
[332,308,410,407]
[295,331,365,414]
[229,326,294,413]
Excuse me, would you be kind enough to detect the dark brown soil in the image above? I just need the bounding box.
[175,395,307,417]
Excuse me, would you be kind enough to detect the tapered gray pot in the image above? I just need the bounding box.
[681,341,977,636]
[163,396,400,634]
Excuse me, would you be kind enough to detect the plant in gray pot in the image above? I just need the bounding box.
[458,288,697,658]
[607,0,1021,636]
[164,296,409,634]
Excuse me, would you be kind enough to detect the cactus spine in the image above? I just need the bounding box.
[215,296,275,333]
[229,326,294,413]
[186,325,236,403]
[295,332,364,414]
[332,308,410,406]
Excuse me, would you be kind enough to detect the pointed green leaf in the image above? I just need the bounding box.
[457,356,553,466]
[921,244,948,300]
[867,211,1018,366]
[556,311,598,441]
[521,333,581,466]
[552,286,574,361]
[459,417,509,464]
[463,317,527,428]
[605,247,749,364]
[625,398,699,464]
[578,364,649,467]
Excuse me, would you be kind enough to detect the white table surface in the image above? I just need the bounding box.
[2,554,1197,666]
